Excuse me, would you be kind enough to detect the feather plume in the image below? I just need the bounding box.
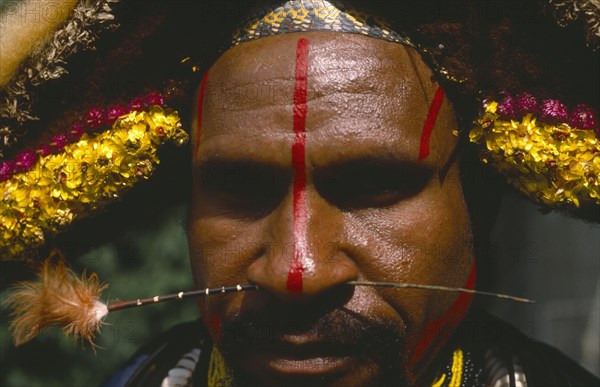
[3,254,108,347]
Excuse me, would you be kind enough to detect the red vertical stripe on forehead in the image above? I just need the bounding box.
[293,38,310,133]
[194,71,210,161]
[287,38,310,293]
[410,261,476,368]
[418,86,445,160]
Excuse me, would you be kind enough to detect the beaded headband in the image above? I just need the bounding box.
[230,0,413,47]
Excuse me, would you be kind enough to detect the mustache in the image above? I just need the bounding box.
[219,306,407,369]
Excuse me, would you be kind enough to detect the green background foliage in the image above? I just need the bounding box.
[0,204,198,387]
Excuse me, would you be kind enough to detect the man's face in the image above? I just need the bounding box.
[188,31,475,386]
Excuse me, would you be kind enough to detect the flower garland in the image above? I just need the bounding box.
[0,105,188,259]
[0,92,166,182]
[470,93,599,208]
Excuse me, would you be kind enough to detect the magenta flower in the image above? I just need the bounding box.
[515,93,538,115]
[15,150,37,171]
[569,104,598,130]
[85,108,105,128]
[106,105,128,124]
[144,92,165,107]
[128,98,144,111]
[0,161,16,181]
[540,99,569,123]
[496,92,516,118]
[51,134,69,151]
[37,145,51,157]
[68,123,86,141]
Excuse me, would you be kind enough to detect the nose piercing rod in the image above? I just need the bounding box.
[345,281,534,304]
[107,281,533,312]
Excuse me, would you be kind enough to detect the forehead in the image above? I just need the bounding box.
[193,31,458,167]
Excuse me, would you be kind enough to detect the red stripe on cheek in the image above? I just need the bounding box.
[204,313,222,344]
[418,86,445,160]
[410,261,476,368]
[287,38,310,293]
[194,71,210,161]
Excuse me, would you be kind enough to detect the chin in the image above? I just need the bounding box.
[216,305,412,386]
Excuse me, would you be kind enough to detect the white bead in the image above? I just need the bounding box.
[176,358,196,370]
[168,368,192,378]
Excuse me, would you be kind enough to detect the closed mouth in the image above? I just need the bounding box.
[241,341,361,378]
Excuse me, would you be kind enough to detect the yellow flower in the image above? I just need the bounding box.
[0,106,188,260]
[470,100,600,208]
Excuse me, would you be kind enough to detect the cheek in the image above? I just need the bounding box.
[188,209,263,334]
[348,166,473,340]
[188,219,250,286]
[188,189,265,288]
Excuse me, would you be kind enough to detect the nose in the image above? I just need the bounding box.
[246,189,359,301]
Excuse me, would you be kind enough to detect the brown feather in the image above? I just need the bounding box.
[3,253,109,347]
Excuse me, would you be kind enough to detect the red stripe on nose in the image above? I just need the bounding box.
[287,38,310,293]
[418,86,445,160]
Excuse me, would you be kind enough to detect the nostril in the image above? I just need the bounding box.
[246,255,291,297]
[300,256,359,296]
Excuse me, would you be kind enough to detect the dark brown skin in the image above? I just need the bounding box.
[188,31,475,386]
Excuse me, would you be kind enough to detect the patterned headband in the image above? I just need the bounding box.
[230,0,412,47]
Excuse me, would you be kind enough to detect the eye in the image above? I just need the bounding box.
[196,162,289,218]
[316,161,432,210]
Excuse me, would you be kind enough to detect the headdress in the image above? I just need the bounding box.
[1,0,598,382]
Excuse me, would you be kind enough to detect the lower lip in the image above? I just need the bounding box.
[247,352,356,377]
[267,355,353,375]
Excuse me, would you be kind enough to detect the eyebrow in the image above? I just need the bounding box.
[194,158,290,182]
[327,154,435,170]
[195,154,436,178]
[314,156,436,185]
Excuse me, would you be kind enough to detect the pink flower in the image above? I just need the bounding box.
[15,150,37,171]
[144,92,165,107]
[569,104,598,131]
[496,92,516,118]
[128,98,144,111]
[0,161,16,181]
[51,134,69,151]
[515,93,538,115]
[106,105,128,124]
[85,108,105,128]
[37,145,51,157]
[68,123,86,141]
[540,99,569,123]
